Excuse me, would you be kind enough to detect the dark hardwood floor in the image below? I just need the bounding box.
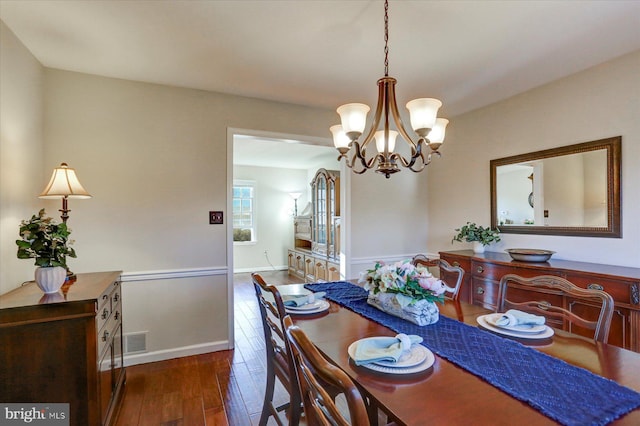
[114,270,304,426]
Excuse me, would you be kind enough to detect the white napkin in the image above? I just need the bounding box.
[496,309,545,327]
[282,292,326,307]
[352,334,423,366]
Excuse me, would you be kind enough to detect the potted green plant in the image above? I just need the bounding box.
[16,209,76,293]
[452,222,501,253]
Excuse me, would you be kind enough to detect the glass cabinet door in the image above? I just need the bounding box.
[315,175,327,244]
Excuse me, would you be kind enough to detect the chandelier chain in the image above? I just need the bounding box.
[384,0,389,77]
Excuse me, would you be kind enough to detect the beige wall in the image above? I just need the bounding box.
[0,22,44,295]
[427,50,640,267]
[232,164,308,272]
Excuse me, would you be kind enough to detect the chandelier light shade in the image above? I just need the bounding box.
[39,162,92,223]
[330,0,449,178]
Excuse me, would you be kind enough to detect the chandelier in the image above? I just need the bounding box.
[330,0,449,179]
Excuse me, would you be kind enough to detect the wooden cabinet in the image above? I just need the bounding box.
[288,248,341,283]
[440,250,640,352]
[0,271,125,425]
[289,168,341,282]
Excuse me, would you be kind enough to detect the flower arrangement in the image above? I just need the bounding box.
[452,222,501,246]
[16,209,76,268]
[359,260,446,307]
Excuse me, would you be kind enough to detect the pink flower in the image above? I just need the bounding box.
[418,277,447,296]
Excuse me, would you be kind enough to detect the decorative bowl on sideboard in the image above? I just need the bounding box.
[505,249,555,262]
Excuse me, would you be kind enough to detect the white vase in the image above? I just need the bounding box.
[34,266,67,294]
[367,292,439,326]
[472,241,485,254]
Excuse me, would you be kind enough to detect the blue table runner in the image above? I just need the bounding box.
[305,281,640,426]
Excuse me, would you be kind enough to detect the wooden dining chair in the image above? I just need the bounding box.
[496,274,615,343]
[252,273,302,426]
[411,254,465,301]
[283,315,371,426]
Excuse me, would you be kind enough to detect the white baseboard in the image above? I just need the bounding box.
[123,340,230,366]
[233,265,287,274]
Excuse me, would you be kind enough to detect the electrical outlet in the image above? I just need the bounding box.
[209,211,223,224]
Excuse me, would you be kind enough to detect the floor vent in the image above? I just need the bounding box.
[125,332,147,354]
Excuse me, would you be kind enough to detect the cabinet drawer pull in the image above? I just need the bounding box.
[537,301,551,310]
[452,261,460,267]
[114,311,120,321]
[102,294,109,301]
[476,287,485,295]
[476,266,484,274]
[102,330,110,342]
[587,283,604,291]
[102,308,109,320]
[113,293,119,302]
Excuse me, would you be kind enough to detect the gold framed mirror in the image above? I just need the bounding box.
[490,136,621,238]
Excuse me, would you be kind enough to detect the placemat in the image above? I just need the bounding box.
[305,281,640,426]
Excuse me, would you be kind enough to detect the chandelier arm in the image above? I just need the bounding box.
[358,78,387,152]
[394,138,426,169]
[408,150,441,173]
[347,141,379,173]
[387,80,418,151]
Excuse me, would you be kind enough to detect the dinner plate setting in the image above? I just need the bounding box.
[284,299,330,315]
[477,313,554,339]
[348,338,435,374]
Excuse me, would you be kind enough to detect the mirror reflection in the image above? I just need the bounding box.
[490,137,621,238]
[496,150,608,227]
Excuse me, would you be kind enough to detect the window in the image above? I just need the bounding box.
[233,181,256,242]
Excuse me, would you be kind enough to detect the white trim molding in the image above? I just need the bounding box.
[123,340,229,366]
[120,266,228,282]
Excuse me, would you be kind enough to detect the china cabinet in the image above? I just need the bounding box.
[439,250,640,352]
[288,168,341,282]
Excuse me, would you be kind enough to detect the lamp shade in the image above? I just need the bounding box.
[374,130,398,153]
[406,98,442,132]
[39,163,92,199]
[330,125,350,149]
[337,103,370,135]
[427,118,449,144]
[289,192,302,200]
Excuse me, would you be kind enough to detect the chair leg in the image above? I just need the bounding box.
[259,367,277,426]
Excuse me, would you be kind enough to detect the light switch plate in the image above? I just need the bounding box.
[209,211,223,224]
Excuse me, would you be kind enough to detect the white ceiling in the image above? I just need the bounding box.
[2,0,639,168]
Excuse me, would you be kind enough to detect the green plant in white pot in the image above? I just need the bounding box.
[16,209,76,293]
[452,222,501,254]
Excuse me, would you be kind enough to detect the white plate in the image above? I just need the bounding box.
[485,313,547,334]
[477,314,555,340]
[348,339,435,375]
[284,299,326,311]
[285,299,330,315]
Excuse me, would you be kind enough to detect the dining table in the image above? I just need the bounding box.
[279,281,640,426]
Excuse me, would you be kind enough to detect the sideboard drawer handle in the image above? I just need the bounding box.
[587,283,604,291]
[476,287,485,295]
[476,266,484,274]
[102,330,110,342]
[537,301,551,310]
[102,308,109,320]
[102,294,109,301]
[113,293,119,302]
[452,261,461,267]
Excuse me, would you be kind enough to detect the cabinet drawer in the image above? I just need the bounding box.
[564,273,637,306]
[440,253,470,272]
[472,261,561,281]
[472,278,499,310]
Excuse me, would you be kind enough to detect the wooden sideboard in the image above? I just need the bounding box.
[439,250,640,352]
[0,271,125,425]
